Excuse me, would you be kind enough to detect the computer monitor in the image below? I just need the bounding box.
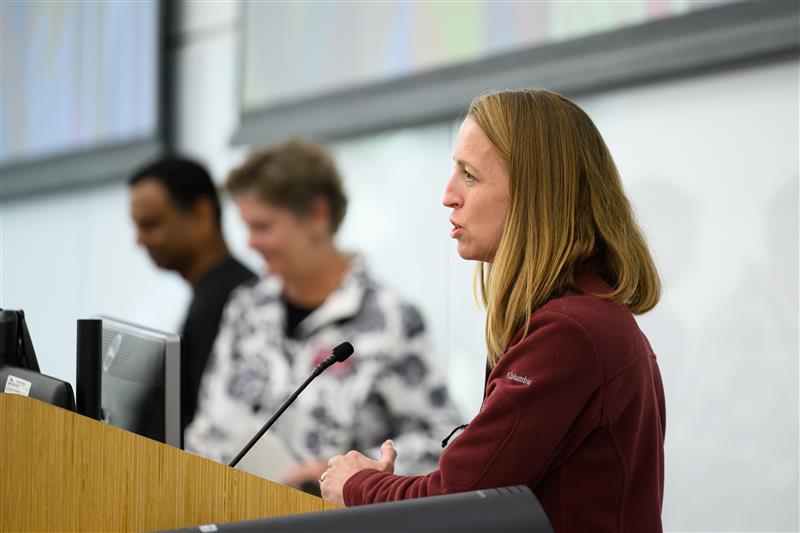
[97,316,181,448]
[0,308,76,411]
[0,309,40,371]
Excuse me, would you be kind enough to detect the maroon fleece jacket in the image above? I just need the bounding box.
[343,267,666,533]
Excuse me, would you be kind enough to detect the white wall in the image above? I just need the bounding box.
[581,62,799,531]
[0,2,797,530]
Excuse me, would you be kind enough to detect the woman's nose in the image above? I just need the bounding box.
[442,174,462,209]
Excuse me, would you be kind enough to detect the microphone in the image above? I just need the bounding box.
[228,341,354,468]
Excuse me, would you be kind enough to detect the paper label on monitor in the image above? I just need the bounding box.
[5,375,32,397]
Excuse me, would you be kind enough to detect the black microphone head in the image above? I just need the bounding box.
[332,342,354,362]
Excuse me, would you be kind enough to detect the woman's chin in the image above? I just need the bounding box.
[456,244,495,263]
[456,243,477,261]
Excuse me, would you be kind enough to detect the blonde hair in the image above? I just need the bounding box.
[469,90,661,367]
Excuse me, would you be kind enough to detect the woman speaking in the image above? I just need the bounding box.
[320,89,666,532]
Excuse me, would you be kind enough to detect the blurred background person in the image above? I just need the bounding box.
[129,158,256,433]
[185,139,462,493]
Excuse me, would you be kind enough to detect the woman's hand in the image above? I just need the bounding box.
[282,459,329,489]
[320,440,397,505]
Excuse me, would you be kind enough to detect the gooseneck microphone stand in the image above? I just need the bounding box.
[229,341,354,468]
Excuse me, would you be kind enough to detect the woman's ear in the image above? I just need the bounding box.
[307,196,333,240]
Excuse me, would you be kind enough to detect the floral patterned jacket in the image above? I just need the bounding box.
[185,257,463,475]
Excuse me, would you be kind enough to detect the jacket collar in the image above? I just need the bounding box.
[572,260,612,295]
[260,255,370,338]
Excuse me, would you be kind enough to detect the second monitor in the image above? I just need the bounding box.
[97,316,181,448]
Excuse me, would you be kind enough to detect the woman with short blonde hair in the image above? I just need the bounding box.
[321,90,666,533]
[185,138,463,494]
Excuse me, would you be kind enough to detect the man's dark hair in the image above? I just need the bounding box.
[129,157,222,229]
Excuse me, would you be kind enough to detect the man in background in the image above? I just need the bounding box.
[129,157,256,434]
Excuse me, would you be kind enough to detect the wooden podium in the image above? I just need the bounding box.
[0,394,340,532]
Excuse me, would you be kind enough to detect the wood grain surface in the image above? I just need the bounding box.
[0,393,340,532]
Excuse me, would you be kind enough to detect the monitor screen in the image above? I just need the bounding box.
[97,316,181,448]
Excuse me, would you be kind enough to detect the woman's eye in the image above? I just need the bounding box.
[463,170,476,183]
